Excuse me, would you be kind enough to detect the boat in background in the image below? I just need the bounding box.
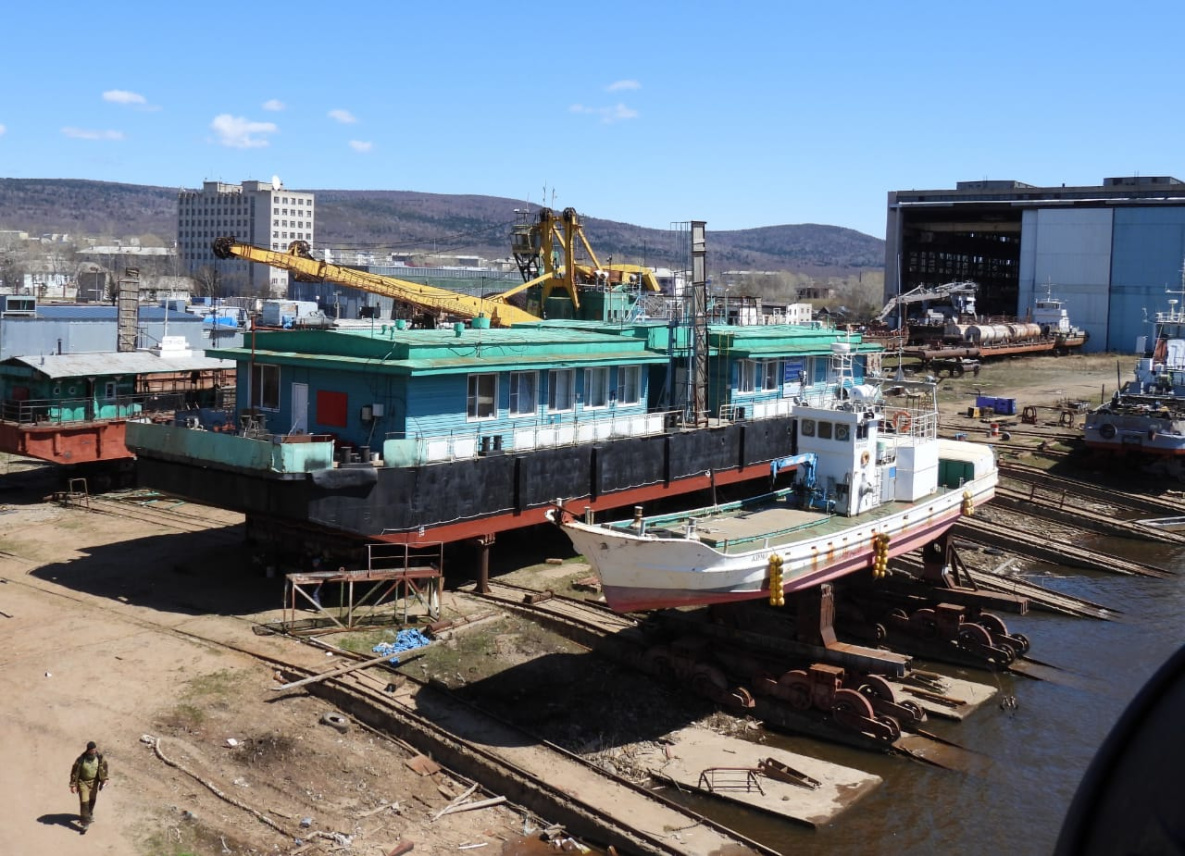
[555,346,998,613]
[1084,282,1185,456]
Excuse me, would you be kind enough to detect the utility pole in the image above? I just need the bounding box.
[691,221,708,426]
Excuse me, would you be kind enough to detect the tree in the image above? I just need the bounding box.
[0,251,27,293]
[192,265,223,299]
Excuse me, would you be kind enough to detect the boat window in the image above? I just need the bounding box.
[548,369,575,412]
[584,367,610,409]
[509,371,536,417]
[857,423,869,440]
[818,421,833,440]
[737,360,756,393]
[467,373,497,420]
[836,423,851,442]
[801,418,816,437]
[251,363,280,411]
[763,360,781,390]
[618,366,642,405]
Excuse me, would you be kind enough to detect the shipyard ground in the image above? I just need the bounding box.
[0,352,1140,855]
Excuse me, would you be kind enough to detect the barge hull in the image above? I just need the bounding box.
[135,417,801,544]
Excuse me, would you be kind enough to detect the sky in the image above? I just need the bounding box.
[1,1,1182,240]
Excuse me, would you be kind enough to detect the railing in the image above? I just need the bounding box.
[0,391,193,426]
[384,409,681,465]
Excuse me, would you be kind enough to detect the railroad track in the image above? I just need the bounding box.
[991,485,1185,545]
[998,461,1185,517]
[953,516,1174,578]
[469,582,989,766]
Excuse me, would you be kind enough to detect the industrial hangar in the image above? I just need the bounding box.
[884,175,1185,352]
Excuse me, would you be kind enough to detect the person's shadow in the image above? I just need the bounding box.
[37,813,85,834]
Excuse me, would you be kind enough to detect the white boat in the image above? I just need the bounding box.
[554,367,998,613]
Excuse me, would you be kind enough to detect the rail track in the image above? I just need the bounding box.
[471,582,989,766]
[998,461,1185,517]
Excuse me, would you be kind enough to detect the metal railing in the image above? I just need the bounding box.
[0,391,193,426]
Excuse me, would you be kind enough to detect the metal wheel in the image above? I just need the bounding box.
[833,687,876,720]
[858,674,898,703]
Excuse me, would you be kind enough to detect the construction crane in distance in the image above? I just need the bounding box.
[876,280,978,326]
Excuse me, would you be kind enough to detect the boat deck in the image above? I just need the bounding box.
[648,487,963,556]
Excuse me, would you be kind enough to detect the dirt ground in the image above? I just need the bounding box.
[0,486,574,856]
[0,350,1138,856]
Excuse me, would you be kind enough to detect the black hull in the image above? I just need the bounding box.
[136,417,799,543]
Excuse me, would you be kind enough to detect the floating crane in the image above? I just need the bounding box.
[213,207,661,328]
[212,237,540,327]
[507,207,662,313]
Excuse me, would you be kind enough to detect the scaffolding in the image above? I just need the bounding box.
[282,541,443,633]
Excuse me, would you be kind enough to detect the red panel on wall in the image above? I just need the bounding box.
[316,390,348,428]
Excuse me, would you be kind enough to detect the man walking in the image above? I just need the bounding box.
[69,740,109,832]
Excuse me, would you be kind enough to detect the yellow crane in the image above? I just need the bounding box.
[212,207,662,328]
[507,207,662,312]
[212,237,541,327]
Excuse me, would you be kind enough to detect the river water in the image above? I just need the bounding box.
[665,533,1185,855]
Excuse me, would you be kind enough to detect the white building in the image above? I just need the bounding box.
[177,178,315,296]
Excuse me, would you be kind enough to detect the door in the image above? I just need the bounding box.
[291,382,308,434]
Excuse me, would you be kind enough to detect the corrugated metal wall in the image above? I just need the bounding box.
[1019,208,1113,352]
[0,319,207,361]
[1108,208,1185,352]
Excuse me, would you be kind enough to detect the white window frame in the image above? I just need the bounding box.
[761,359,780,391]
[618,365,642,405]
[252,363,281,411]
[584,366,610,409]
[548,369,575,412]
[467,373,498,421]
[509,371,537,417]
[737,360,757,394]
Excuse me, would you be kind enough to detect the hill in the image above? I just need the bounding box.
[0,178,884,276]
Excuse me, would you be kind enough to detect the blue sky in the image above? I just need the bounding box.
[1,1,1180,239]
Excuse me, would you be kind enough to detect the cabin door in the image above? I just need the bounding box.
[291,382,309,434]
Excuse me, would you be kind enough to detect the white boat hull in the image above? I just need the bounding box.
[562,473,997,613]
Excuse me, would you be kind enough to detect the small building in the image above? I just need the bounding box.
[0,340,234,464]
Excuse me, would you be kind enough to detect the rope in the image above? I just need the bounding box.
[146,734,290,837]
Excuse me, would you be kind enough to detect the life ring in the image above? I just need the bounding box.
[1098,423,1117,440]
[891,410,911,433]
[860,450,871,467]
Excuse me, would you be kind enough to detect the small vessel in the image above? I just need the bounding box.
[1084,281,1185,456]
[1083,394,1185,457]
[555,350,998,613]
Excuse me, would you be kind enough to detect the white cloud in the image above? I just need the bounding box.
[606,79,641,92]
[328,108,357,124]
[103,89,146,105]
[349,140,373,153]
[568,102,639,124]
[62,127,124,141]
[0,124,6,137]
[210,114,277,149]
[262,99,285,112]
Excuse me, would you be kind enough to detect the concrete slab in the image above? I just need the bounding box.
[888,672,997,721]
[647,725,880,828]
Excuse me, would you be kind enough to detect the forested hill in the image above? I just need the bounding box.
[0,178,884,275]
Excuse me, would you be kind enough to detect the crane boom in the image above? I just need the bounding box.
[212,238,542,328]
[876,280,978,324]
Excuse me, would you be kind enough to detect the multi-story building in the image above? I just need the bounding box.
[885,175,1185,352]
[177,178,315,296]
